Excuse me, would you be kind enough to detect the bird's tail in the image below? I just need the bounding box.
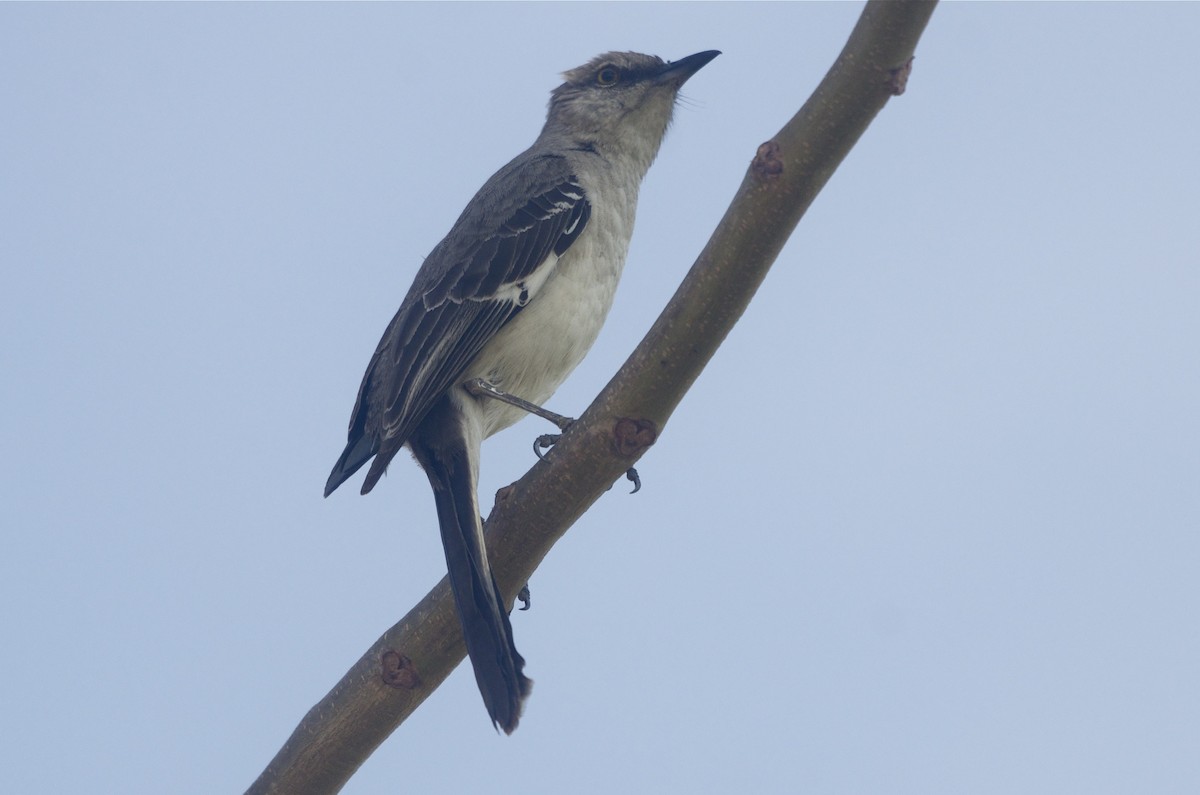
[419,435,532,733]
[324,433,378,497]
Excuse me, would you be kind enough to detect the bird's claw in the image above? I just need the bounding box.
[533,422,639,493]
[517,584,531,611]
[533,433,560,459]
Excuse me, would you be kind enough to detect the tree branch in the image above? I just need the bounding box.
[247,2,938,792]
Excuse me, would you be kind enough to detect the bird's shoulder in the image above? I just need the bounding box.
[441,149,586,252]
[413,148,593,307]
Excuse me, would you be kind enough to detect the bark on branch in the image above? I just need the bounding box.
[247,2,938,792]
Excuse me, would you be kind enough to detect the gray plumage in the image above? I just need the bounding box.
[325,49,718,733]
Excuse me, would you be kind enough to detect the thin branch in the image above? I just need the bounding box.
[246,2,938,792]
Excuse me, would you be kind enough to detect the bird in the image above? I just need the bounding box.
[324,49,719,733]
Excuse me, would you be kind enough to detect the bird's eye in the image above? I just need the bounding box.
[596,65,620,86]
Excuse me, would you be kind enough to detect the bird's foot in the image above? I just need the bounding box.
[535,431,640,494]
[533,431,565,459]
[466,378,641,493]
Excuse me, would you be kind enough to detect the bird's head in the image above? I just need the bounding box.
[543,50,719,171]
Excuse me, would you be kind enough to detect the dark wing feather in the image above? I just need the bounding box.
[324,155,591,496]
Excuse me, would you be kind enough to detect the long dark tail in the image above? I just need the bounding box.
[411,407,532,733]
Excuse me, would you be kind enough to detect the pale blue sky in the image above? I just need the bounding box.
[3,3,1198,794]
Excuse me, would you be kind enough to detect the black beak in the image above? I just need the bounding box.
[657,50,721,85]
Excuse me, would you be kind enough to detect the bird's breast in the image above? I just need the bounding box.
[464,188,637,438]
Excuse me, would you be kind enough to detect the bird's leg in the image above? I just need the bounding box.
[464,378,574,430]
[462,377,575,462]
[463,377,641,493]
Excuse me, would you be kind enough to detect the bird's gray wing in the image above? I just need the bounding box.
[325,154,591,495]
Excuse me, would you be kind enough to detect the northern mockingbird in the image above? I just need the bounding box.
[324,49,719,733]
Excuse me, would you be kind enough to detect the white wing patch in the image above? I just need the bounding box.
[491,252,559,308]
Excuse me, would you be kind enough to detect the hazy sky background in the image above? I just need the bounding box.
[3,3,1198,794]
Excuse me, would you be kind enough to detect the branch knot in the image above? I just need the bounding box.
[888,56,914,96]
[380,650,422,690]
[752,140,784,179]
[612,418,658,458]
